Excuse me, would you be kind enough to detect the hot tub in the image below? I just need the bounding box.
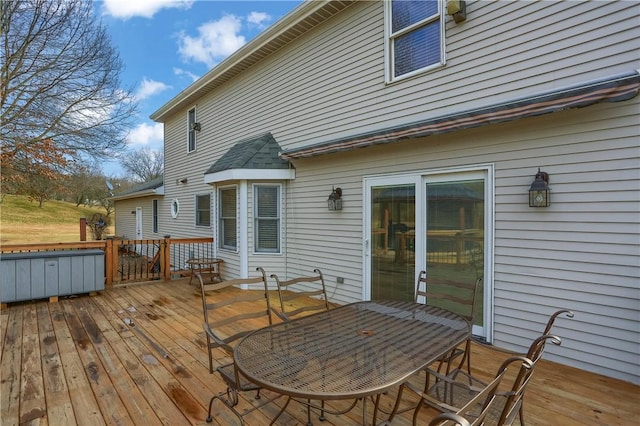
[1,249,105,303]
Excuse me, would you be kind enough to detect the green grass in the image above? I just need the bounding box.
[0,194,110,244]
[1,194,105,225]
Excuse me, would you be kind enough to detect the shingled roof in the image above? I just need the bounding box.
[109,175,164,201]
[205,132,290,174]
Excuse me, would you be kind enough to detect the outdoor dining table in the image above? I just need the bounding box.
[233,299,471,425]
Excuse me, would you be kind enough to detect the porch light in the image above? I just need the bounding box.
[446,0,467,23]
[529,169,550,207]
[327,187,343,211]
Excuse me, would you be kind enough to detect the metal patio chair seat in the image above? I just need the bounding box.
[415,355,533,426]
[198,268,282,424]
[415,270,480,377]
[271,268,330,321]
[414,334,561,426]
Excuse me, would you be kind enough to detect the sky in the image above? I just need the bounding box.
[96,0,303,177]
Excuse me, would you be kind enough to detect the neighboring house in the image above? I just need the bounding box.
[137,1,638,384]
[111,175,164,240]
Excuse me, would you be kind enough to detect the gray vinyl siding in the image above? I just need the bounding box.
[281,98,639,384]
[156,0,639,384]
[162,0,637,160]
[113,198,155,240]
[284,97,639,385]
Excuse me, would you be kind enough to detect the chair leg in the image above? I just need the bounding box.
[207,387,243,424]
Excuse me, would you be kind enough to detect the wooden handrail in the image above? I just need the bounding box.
[0,237,215,287]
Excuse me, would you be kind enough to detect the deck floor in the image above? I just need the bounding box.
[1,279,638,425]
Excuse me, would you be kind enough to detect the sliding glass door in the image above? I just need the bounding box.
[365,168,491,337]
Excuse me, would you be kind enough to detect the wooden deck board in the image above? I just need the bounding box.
[1,279,638,425]
[36,303,77,425]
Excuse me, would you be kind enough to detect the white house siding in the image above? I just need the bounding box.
[155,0,639,383]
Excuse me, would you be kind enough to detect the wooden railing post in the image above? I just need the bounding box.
[105,238,113,286]
[111,239,120,284]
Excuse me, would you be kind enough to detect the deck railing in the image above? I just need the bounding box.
[0,237,214,286]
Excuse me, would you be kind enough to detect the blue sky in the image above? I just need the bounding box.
[96,0,303,177]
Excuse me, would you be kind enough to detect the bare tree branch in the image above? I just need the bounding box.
[1,0,137,164]
[119,146,164,182]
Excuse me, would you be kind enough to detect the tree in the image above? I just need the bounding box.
[0,0,137,176]
[119,146,164,182]
[17,161,67,207]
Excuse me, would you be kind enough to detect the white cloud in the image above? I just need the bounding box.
[126,122,164,147]
[102,0,194,20]
[247,11,271,29]
[135,78,171,101]
[173,67,200,83]
[177,15,245,67]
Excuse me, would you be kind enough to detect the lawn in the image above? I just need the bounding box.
[0,195,112,244]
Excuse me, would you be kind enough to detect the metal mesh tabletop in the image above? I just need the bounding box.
[234,300,470,400]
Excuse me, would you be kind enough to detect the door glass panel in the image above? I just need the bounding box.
[370,184,415,301]
[425,180,484,327]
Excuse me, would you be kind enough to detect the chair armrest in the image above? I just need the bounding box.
[403,380,461,413]
[203,322,234,354]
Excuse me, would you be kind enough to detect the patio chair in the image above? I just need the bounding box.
[413,355,533,426]
[271,268,330,321]
[198,268,281,424]
[415,270,480,376]
[270,268,331,423]
[415,334,561,426]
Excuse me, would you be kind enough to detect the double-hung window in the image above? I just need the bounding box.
[187,107,197,152]
[218,187,237,250]
[386,0,444,81]
[196,193,211,227]
[254,185,281,253]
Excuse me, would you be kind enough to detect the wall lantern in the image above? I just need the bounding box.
[190,122,201,131]
[529,168,550,207]
[327,187,343,211]
[446,0,467,23]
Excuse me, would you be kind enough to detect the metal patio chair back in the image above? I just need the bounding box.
[417,334,561,426]
[414,356,533,426]
[198,267,280,424]
[415,270,480,375]
[271,268,330,321]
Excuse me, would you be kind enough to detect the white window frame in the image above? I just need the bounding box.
[384,0,446,83]
[195,193,211,227]
[218,185,238,251]
[187,106,197,153]
[252,184,282,254]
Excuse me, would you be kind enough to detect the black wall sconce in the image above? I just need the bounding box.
[327,187,343,211]
[529,168,550,207]
[190,122,201,131]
